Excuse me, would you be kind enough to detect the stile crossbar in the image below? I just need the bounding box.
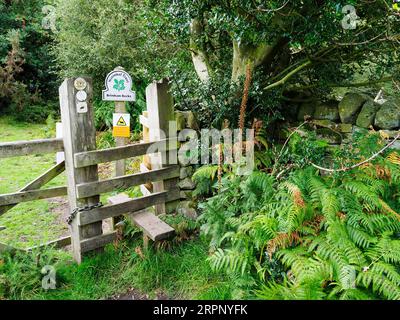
[0,77,180,263]
[74,138,178,168]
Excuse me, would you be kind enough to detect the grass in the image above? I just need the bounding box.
[0,117,67,248]
[0,117,234,300]
[0,236,236,300]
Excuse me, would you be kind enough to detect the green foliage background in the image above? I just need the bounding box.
[0,0,58,122]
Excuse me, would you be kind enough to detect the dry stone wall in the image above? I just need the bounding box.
[296,92,400,148]
[175,110,199,220]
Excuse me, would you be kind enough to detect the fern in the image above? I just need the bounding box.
[198,149,400,300]
[209,248,249,275]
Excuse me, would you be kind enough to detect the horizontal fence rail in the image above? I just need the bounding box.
[0,161,65,216]
[75,165,179,199]
[79,189,180,226]
[0,138,64,159]
[0,187,68,206]
[73,138,178,168]
[80,232,117,253]
[26,236,72,252]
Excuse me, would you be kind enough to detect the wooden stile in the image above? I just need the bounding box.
[80,232,117,253]
[146,79,180,215]
[0,78,181,262]
[26,236,72,252]
[131,211,175,241]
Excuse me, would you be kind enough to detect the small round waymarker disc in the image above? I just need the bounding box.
[76,90,87,102]
[74,77,87,91]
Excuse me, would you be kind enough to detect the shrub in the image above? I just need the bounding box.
[197,132,400,300]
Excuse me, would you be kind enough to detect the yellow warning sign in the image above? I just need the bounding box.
[113,126,130,138]
[116,116,127,126]
[113,113,130,138]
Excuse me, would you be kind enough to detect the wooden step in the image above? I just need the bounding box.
[108,194,175,241]
[129,210,175,241]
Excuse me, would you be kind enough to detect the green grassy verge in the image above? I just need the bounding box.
[0,117,67,247]
[0,237,235,300]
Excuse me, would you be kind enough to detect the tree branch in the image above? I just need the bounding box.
[263,60,312,91]
[311,132,400,173]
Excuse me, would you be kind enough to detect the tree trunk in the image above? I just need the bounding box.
[231,41,278,82]
[190,18,212,83]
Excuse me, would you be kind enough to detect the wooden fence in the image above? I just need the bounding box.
[0,78,180,263]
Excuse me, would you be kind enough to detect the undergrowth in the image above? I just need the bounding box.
[0,215,234,300]
[196,131,400,300]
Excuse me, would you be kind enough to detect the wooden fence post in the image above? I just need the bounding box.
[146,79,179,215]
[59,77,103,263]
[113,67,129,177]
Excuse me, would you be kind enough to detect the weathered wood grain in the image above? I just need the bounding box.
[0,187,68,206]
[25,236,71,252]
[139,114,149,128]
[73,138,178,168]
[128,210,175,241]
[60,77,103,263]
[146,79,180,215]
[75,165,179,199]
[0,138,63,158]
[80,232,117,253]
[79,189,179,226]
[0,161,65,216]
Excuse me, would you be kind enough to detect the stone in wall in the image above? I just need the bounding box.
[297,102,315,121]
[187,112,200,131]
[316,128,342,144]
[356,100,380,129]
[179,177,196,190]
[313,101,339,121]
[312,120,352,133]
[338,93,367,124]
[390,141,400,150]
[180,190,193,200]
[180,166,194,179]
[379,130,400,138]
[374,97,400,130]
[179,111,200,131]
[177,200,198,220]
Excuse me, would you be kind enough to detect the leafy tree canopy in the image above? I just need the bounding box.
[144,0,400,126]
[0,0,58,121]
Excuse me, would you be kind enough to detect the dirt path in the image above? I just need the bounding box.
[109,288,170,300]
